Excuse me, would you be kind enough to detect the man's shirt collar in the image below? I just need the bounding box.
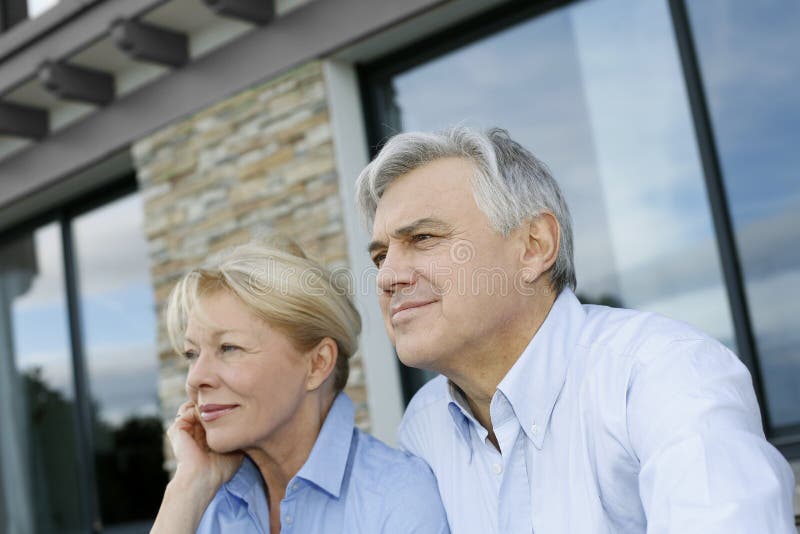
[446,289,585,451]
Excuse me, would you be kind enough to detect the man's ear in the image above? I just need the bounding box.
[307,337,338,391]
[519,212,560,284]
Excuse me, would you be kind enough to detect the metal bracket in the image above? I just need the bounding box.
[0,101,48,139]
[111,18,189,68]
[38,61,115,106]
[203,0,274,25]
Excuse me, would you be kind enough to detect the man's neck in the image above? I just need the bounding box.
[446,291,557,450]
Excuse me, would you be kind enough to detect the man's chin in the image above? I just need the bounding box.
[396,343,440,372]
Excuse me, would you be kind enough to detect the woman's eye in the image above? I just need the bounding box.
[220,344,240,353]
[183,350,198,361]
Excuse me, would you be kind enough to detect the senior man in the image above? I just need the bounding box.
[355,127,796,533]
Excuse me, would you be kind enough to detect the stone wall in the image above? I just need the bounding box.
[131,61,368,469]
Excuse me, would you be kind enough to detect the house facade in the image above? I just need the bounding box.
[0,0,798,531]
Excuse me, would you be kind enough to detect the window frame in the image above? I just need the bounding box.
[0,0,28,31]
[0,174,140,533]
[358,0,800,459]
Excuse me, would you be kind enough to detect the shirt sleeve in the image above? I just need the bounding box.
[626,338,796,533]
[378,456,450,534]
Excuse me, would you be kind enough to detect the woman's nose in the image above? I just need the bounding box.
[185,352,218,393]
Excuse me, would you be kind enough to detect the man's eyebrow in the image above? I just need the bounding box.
[367,218,454,254]
[395,217,453,237]
[367,240,386,255]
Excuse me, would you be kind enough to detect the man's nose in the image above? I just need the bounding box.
[376,247,417,294]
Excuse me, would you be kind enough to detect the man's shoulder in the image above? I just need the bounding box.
[578,303,719,366]
[402,374,450,423]
[397,375,453,456]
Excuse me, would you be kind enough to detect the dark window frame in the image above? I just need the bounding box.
[0,0,28,31]
[0,174,140,533]
[358,0,800,460]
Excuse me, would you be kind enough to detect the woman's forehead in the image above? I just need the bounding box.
[186,291,262,337]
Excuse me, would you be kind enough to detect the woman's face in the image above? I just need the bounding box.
[183,290,311,453]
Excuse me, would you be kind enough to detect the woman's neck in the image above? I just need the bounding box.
[245,390,337,527]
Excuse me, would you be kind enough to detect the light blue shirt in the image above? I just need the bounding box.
[399,289,796,533]
[197,393,449,534]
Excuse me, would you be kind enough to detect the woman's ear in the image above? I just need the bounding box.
[519,212,560,284]
[306,337,338,391]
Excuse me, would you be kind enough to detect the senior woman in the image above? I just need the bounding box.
[150,239,449,534]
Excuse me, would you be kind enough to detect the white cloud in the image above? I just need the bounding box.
[11,193,153,311]
[27,0,58,18]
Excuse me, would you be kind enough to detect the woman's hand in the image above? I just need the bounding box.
[168,401,243,488]
[150,402,243,534]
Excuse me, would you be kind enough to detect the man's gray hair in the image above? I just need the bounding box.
[355,127,576,293]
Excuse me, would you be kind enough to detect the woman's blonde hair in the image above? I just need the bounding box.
[166,236,361,392]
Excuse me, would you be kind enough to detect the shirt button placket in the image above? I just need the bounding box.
[281,501,295,531]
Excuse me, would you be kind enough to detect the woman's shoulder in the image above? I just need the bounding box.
[349,428,439,492]
[346,429,450,532]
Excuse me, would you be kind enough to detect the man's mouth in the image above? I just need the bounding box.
[390,300,436,322]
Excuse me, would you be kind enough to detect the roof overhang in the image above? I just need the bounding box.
[0,0,509,228]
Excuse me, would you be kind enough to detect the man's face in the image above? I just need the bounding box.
[370,157,526,372]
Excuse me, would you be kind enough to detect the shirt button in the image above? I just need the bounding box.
[492,463,503,475]
[292,482,299,491]
[531,423,540,436]
[285,515,294,525]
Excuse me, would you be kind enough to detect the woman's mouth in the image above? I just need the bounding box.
[199,404,239,422]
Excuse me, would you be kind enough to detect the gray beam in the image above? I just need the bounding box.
[111,18,189,68]
[0,101,47,139]
[0,0,449,213]
[38,61,115,106]
[0,0,166,96]
[203,0,274,25]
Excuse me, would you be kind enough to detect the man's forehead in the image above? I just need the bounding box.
[370,157,476,239]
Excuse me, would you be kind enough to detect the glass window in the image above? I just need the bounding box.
[0,224,85,534]
[27,0,58,18]
[368,0,737,395]
[73,193,166,532]
[687,0,800,430]
[1,184,166,532]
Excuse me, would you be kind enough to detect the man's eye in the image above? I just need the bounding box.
[412,234,433,242]
[372,253,386,267]
[220,344,240,353]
